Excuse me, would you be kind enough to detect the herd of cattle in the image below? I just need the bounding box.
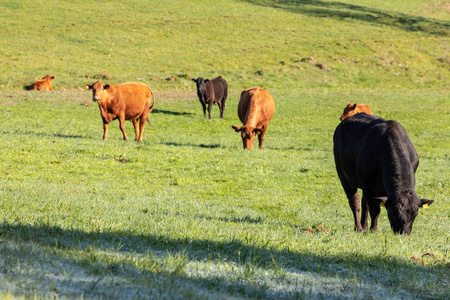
[25,75,434,235]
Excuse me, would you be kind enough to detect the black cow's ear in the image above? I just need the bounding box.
[205,79,209,83]
[104,84,110,90]
[85,84,92,90]
[192,78,197,82]
[420,199,434,207]
[373,197,388,206]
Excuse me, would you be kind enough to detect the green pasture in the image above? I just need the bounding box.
[0,0,449,299]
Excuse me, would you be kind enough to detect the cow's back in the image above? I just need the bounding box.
[210,76,227,99]
[334,113,418,194]
[238,87,275,126]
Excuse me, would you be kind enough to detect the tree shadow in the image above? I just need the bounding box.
[0,222,445,298]
[241,0,449,36]
[152,108,192,116]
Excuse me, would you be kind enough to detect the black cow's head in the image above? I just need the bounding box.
[377,191,434,235]
[85,80,111,102]
[192,77,207,95]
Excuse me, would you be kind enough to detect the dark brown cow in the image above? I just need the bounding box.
[25,75,55,91]
[85,81,155,142]
[232,87,275,149]
[340,103,373,121]
[192,76,228,119]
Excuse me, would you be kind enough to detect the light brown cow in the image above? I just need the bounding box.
[232,87,275,150]
[85,81,155,142]
[25,75,55,91]
[340,103,373,121]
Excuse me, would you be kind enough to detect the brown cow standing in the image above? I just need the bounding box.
[25,75,55,91]
[232,87,275,150]
[85,81,155,142]
[340,103,373,121]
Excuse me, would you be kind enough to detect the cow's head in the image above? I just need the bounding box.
[376,191,434,235]
[192,77,207,94]
[232,125,259,149]
[340,103,358,121]
[85,80,111,102]
[41,75,55,81]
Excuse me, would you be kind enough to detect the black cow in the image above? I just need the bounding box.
[333,113,433,235]
[192,76,228,119]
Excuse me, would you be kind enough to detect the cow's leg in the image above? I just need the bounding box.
[118,115,128,141]
[217,101,223,119]
[221,91,227,119]
[258,126,267,150]
[208,101,213,120]
[132,119,140,141]
[345,187,363,231]
[102,121,109,141]
[137,114,148,142]
[200,100,207,118]
[367,197,381,231]
[360,192,370,230]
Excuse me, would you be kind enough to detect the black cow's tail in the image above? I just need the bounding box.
[147,88,156,126]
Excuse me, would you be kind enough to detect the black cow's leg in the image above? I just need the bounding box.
[367,197,381,231]
[360,193,370,230]
[345,187,363,231]
[201,101,207,118]
[208,101,212,120]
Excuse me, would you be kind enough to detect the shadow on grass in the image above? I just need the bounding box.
[152,108,192,116]
[163,141,222,149]
[241,0,449,36]
[0,222,446,299]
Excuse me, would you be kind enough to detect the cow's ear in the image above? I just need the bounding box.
[232,125,242,132]
[420,199,434,208]
[51,76,55,80]
[85,84,92,90]
[104,84,110,90]
[192,78,197,82]
[205,79,209,83]
[253,128,262,134]
[373,197,388,206]
[352,103,357,109]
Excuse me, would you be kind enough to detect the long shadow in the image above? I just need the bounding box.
[241,0,449,36]
[152,108,192,116]
[0,222,446,298]
[163,141,222,149]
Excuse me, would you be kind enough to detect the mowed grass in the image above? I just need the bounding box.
[0,0,449,299]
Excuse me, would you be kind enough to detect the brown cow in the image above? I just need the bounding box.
[232,87,275,150]
[25,75,55,91]
[340,103,373,121]
[85,81,155,142]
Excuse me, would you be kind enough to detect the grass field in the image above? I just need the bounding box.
[0,0,449,299]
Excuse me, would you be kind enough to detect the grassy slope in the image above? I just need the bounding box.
[0,0,449,299]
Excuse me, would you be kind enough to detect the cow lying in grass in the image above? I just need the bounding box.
[24,75,55,91]
[333,113,433,234]
[85,80,155,142]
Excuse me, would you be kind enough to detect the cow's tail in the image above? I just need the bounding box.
[147,88,156,126]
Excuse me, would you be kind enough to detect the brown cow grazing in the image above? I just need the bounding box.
[85,81,155,142]
[340,103,373,121]
[232,87,275,150]
[24,75,55,91]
